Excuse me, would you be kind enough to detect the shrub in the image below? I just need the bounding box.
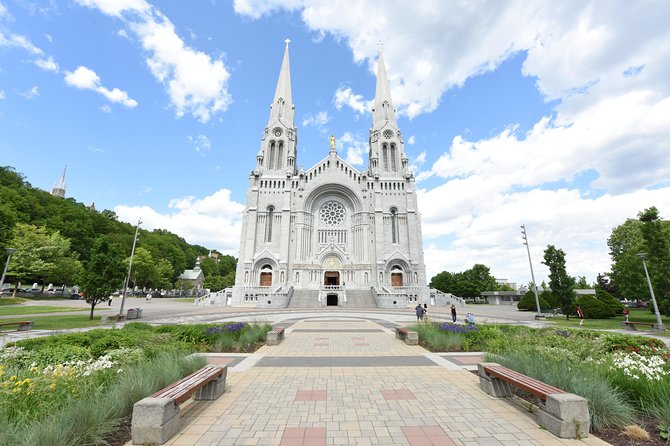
[517,291,549,311]
[541,290,558,308]
[579,294,614,318]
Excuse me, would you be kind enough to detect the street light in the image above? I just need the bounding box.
[0,248,17,294]
[119,219,142,317]
[636,252,666,331]
[521,225,543,319]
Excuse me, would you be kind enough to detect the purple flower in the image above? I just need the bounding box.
[206,322,246,335]
[439,322,479,334]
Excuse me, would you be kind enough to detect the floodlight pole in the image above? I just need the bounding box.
[521,225,543,319]
[119,219,142,316]
[636,252,665,331]
[0,248,17,294]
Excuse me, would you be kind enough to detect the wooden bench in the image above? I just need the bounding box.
[395,327,418,345]
[623,321,655,331]
[478,363,589,439]
[131,365,227,445]
[267,326,285,345]
[0,321,33,332]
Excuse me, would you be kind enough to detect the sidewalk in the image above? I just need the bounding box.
[133,318,610,446]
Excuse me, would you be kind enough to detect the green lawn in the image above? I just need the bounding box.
[547,308,668,333]
[0,314,109,330]
[0,305,97,316]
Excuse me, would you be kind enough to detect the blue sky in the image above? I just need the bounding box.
[2,0,669,287]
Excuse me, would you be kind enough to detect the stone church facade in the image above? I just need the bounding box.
[228,44,454,309]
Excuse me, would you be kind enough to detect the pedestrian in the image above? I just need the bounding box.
[465,312,475,325]
[423,303,429,324]
[146,292,152,302]
[450,303,457,323]
[415,303,424,322]
[623,307,630,322]
[108,297,112,306]
[576,304,584,326]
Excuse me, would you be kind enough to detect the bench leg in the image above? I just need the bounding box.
[267,333,279,345]
[477,363,514,398]
[195,367,228,401]
[538,393,590,439]
[405,332,418,345]
[131,397,181,445]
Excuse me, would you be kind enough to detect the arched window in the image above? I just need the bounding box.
[277,141,284,169]
[268,141,276,170]
[382,143,389,171]
[266,206,274,242]
[391,208,398,243]
[390,143,397,171]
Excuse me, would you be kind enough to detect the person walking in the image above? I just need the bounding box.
[450,303,457,323]
[415,303,424,322]
[576,304,584,326]
[423,303,429,324]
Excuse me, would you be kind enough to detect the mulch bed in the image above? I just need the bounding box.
[105,418,131,446]
[597,418,668,446]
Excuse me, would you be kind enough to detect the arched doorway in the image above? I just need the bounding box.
[259,265,273,287]
[326,293,338,306]
[391,266,403,287]
[324,271,340,286]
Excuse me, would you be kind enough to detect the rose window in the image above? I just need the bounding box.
[320,201,345,226]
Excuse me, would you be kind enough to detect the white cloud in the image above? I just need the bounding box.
[19,86,39,99]
[301,110,330,131]
[100,104,111,113]
[338,132,368,166]
[0,31,43,55]
[407,135,415,145]
[114,189,245,254]
[44,33,53,42]
[0,89,4,99]
[35,56,58,72]
[76,0,232,122]
[64,66,138,108]
[333,86,371,115]
[0,3,11,20]
[187,134,212,152]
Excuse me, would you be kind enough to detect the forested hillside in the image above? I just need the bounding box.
[0,166,236,291]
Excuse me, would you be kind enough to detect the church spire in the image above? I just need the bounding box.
[51,166,67,198]
[267,39,294,127]
[372,49,397,128]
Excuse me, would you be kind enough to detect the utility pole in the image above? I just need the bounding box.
[119,219,142,317]
[637,253,666,331]
[521,225,543,319]
[0,248,17,294]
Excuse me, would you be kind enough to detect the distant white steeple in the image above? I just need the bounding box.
[51,166,67,198]
[267,38,294,128]
[372,49,398,128]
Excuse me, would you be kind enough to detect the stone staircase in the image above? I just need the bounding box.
[288,289,319,308]
[344,289,377,308]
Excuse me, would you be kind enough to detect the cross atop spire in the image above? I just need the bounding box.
[377,40,384,53]
[284,38,291,47]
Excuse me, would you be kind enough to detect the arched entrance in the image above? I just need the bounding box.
[391,266,403,287]
[324,271,340,286]
[259,265,273,287]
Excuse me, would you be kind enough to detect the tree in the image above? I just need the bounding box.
[429,264,498,298]
[543,245,576,319]
[638,207,670,315]
[607,218,646,301]
[155,259,174,290]
[127,247,159,290]
[80,237,126,319]
[574,276,593,289]
[6,223,82,290]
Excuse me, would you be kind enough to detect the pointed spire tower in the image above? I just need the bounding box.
[256,39,297,177]
[51,166,67,198]
[369,48,408,178]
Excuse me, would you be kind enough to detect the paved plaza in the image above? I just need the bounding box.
[125,309,612,446]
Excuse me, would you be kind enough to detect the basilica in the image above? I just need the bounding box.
[226,43,456,309]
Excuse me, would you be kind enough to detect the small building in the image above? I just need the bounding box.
[178,267,204,290]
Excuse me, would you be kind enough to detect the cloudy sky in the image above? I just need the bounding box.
[1,0,669,286]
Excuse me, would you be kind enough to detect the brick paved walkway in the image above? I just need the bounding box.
[129,318,610,446]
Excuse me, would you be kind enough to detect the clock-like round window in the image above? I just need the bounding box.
[273,127,283,137]
[320,201,345,226]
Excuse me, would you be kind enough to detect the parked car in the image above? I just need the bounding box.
[1,288,29,295]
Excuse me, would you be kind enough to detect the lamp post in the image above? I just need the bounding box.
[636,252,666,331]
[0,248,17,294]
[119,219,142,317]
[521,225,543,319]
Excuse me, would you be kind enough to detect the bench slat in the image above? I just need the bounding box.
[485,365,565,399]
[151,366,223,404]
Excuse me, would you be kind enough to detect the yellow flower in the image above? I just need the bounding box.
[9,375,17,381]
